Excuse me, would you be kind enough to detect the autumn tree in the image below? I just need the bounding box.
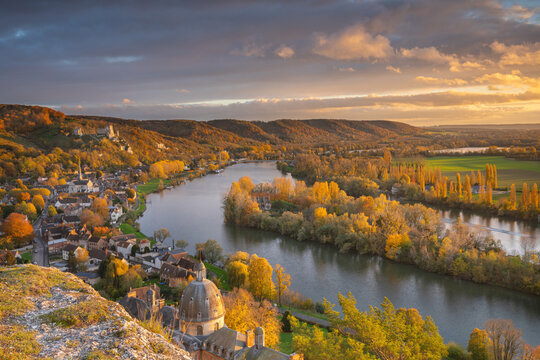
[484,319,523,360]
[325,293,447,360]
[248,254,275,300]
[227,261,249,288]
[223,288,280,349]
[291,316,374,360]
[1,212,34,248]
[32,195,45,211]
[274,264,291,306]
[81,209,104,228]
[47,205,58,217]
[468,328,489,360]
[91,197,109,219]
[521,183,529,210]
[509,184,517,210]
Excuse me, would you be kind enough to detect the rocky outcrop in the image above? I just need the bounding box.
[0,265,191,360]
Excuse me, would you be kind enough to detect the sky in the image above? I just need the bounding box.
[1,0,540,125]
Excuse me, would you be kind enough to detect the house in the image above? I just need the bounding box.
[138,252,163,269]
[138,238,151,252]
[176,257,196,271]
[109,204,123,223]
[62,244,80,261]
[55,197,78,210]
[73,127,84,136]
[88,249,108,267]
[160,263,194,287]
[110,234,136,247]
[119,284,164,320]
[117,241,133,258]
[68,178,96,194]
[160,249,188,265]
[87,236,108,251]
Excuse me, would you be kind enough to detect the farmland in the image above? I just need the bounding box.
[424,156,540,189]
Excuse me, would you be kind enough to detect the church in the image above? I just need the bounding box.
[121,260,302,360]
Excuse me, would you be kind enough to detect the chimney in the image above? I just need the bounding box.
[254,327,264,349]
[245,329,254,347]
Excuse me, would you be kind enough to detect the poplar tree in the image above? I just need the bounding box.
[456,173,462,197]
[510,184,517,210]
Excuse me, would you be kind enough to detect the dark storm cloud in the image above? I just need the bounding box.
[1,0,539,123]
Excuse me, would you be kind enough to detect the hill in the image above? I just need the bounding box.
[0,265,191,360]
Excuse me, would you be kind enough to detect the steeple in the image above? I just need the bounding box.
[78,157,82,180]
[194,259,206,281]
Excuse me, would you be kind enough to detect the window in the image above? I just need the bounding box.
[197,325,203,336]
[215,322,219,331]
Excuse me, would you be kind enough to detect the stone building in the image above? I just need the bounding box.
[173,261,301,360]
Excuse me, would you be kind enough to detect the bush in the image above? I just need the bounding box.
[281,311,292,332]
[315,302,325,314]
[446,342,469,360]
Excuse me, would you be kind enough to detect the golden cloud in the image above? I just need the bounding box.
[313,24,393,60]
[415,76,467,86]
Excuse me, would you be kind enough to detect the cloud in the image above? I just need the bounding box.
[400,47,484,72]
[313,24,393,60]
[415,76,467,86]
[175,89,190,93]
[275,45,295,59]
[337,67,356,72]
[122,98,134,104]
[506,5,536,20]
[490,41,540,67]
[104,56,142,64]
[386,65,401,74]
[231,42,267,57]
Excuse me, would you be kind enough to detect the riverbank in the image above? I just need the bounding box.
[137,161,540,346]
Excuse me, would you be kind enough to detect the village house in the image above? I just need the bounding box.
[61,244,80,261]
[88,248,108,267]
[138,238,151,252]
[87,236,108,251]
[54,197,78,210]
[109,204,123,223]
[116,241,133,258]
[160,263,194,287]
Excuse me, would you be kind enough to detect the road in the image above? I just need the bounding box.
[32,201,49,267]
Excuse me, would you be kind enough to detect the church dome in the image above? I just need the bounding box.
[178,262,225,324]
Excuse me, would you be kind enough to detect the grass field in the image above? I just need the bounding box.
[137,178,174,195]
[119,223,152,243]
[424,156,540,189]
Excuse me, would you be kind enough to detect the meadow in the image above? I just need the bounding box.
[424,156,540,189]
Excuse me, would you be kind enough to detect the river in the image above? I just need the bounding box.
[139,162,540,346]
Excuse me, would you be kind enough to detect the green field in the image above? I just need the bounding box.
[425,156,540,189]
[137,178,174,195]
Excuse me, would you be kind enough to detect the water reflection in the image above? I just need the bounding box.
[139,162,540,346]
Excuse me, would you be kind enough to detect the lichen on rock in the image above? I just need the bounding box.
[0,265,191,360]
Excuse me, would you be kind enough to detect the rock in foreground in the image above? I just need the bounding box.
[0,264,191,360]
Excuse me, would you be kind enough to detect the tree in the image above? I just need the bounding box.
[47,205,58,217]
[196,239,223,264]
[521,183,529,210]
[248,254,275,300]
[324,293,447,360]
[32,195,45,212]
[223,288,280,349]
[15,202,37,221]
[274,264,291,306]
[1,212,34,248]
[509,184,517,210]
[291,316,374,360]
[468,328,489,360]
[175,239,189,249]
[153,228,171,243]
[227,260,249,288]
[81,209,104,228]
[91,197,109,219]
[484,319,523,360]
[67,251,78,273]
[75,247,89,272]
